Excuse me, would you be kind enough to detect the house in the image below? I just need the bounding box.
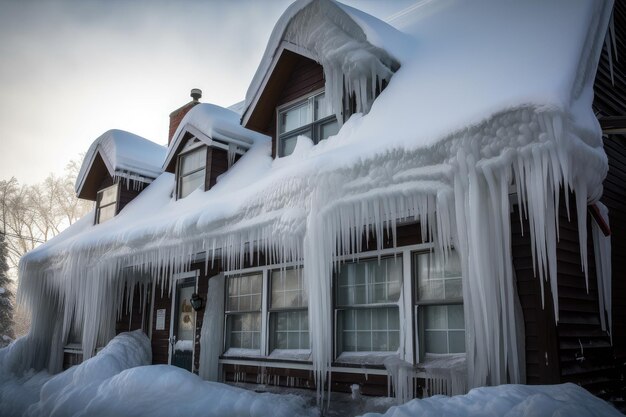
[8,0,625,406]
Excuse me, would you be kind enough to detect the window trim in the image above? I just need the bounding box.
[223,265,310,359]
[275,88,338,157]
[94,182,120,225]
[334,255,403,358]
[176,144,207,200]
[412,249,465,360]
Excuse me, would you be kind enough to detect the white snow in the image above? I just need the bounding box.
[11,0,614,408]
[0,331,318,417]
[164,103,271,171]
[75,129,167,195]
[0,287,5,294]
[174,340,193,352]
[358,383,622,417]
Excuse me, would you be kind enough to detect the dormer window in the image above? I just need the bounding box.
[277,90,339,157]
[95,183,119,224]
[177,143,207,199]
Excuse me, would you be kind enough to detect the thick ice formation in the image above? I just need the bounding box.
[11,0,614,408]
[75,129,166,195]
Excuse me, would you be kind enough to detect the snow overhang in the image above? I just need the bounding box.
[163,103,270,173]
[75,130,166,201]
[241,0,404,129]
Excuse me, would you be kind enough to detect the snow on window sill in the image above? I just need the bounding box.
[268,349,311,361]
[335,351,400,366]
[222,348,263,358]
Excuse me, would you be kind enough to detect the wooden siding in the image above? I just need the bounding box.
[243,50,325,159]
[512,194,618,396]
[206,147,229,190]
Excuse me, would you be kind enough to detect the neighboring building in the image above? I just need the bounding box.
[8,0,625,407]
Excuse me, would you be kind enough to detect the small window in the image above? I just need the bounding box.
[335,257,402,354]
[414,250,465,355]
[95,183,119,224]
[269,268,309,351]
[177,146,206,199]
[277,91,339,157]
[225,273,263,351]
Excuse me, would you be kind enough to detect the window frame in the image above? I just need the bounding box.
[268,268,309,352]
[413,249,465,360]
[276,89,339,157]
[223,272,264,353]
[334,255,403,359]
[222,264,310,359]
[176,142,207,200]
[94,182,120,224]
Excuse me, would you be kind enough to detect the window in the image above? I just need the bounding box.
[95,183,119,224]
[277,91,339,157]
[335,257,402,354]
[224,267,310,357]
[177,145,206,199]
[269,269,309,351]
[414,250,465,355]
[225,273,262,350]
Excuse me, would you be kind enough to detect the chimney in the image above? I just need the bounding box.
[168,89,202,145]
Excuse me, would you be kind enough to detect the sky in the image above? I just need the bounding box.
[0,0,418,185]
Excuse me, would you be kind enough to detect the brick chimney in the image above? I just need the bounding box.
[168,88,202,145]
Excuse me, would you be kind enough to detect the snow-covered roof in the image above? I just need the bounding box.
[17,0,613,394]
[163,103,270,172]
[242,0,404,126]
[75,129,167,199]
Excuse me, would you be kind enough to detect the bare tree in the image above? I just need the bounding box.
[0,157,93,338]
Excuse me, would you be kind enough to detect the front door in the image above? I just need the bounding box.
[169,274,197,371]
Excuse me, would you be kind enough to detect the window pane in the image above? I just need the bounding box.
[339,307,399,353]
[314,93,332,120]
[280,102,311,134]
[319,118,339,141]
[422,305,465,354]
[281,135,299,157]
[226,274,262,312]
[97,204,116,224]
[416,250,462,302]
[180,147,206,175]
[271,269,306,309]
[226,312,261,349]
[179,169,205,198]
[449,331,466,353]
[447,304,465,329]
[424,330,447,354]
[337,257,402,307]
[99,184,118,206]
[270,310,309,350]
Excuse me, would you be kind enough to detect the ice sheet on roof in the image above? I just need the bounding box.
[75,129,166,193]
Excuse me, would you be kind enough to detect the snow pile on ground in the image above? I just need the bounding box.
[0,331,318,417]
[359,383,623,417]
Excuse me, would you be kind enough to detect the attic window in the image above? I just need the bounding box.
[177,145,207,199]
[95,183,119,224]
[277,90,339,157]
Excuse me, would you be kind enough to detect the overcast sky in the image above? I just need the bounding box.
[0,0,417,185]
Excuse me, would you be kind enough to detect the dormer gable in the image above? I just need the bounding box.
[75,129,166,223]
[241,0,402,158]
[163,103,269,199]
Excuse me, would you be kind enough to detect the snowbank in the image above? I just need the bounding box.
[359,383,622,417]
[0,331,317,417]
